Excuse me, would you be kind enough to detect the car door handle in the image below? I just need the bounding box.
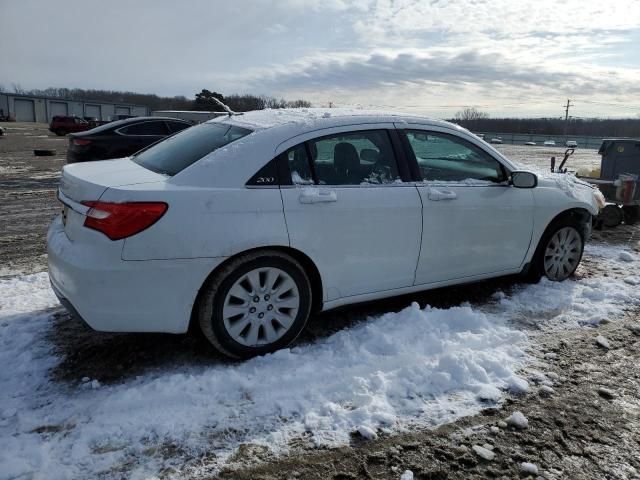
[427,188,457,201]
[299,188,338,204]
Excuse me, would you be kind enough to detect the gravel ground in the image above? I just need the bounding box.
[1,123,638,480]
[0,122,66,276]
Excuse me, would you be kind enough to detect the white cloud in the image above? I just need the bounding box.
[1,0,639,117]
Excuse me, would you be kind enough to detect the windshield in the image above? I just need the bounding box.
[132,122,252,175]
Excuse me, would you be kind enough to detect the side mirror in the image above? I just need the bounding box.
[511,171,538,188]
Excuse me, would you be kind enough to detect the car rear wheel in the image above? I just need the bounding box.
[55,129,66,136]
[198,250,312,359]
[530,219,584,282]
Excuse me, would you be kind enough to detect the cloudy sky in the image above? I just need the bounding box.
[2,0,640,118]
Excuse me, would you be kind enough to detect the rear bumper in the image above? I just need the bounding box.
[47,216,226,333]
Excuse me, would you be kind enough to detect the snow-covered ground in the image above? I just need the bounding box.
[0,244,638,479]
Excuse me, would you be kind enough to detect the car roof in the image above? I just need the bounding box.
[109,116,190,127]
[207,108,459,136]
[172,107,519,188]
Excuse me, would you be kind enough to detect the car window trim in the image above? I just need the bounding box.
[397,128,511,185]
[115,120,169,137]
[164,120,191,134]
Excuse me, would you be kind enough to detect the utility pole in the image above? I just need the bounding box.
[564,99,574,135]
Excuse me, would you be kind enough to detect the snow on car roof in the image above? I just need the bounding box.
[207,107,454,131]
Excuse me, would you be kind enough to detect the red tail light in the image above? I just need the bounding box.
[81,201,168,240]
[73,138,92,146]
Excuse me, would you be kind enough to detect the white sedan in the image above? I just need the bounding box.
[48,109,600,359]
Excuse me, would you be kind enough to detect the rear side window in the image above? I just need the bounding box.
[132,122,252,176]
[404,130,506,183]
[286,144,314,185]
[119,121,168,136]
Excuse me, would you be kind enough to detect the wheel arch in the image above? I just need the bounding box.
[524,206,592,278]
[534,207,592,253]
[188,245,324,333]
[547,207,592,228]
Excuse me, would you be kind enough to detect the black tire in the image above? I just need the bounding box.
[600,204,623,228]
[622,206,640,225]
[33,149,57,156]
[55,129,66,136]
[528,217,585,282]
[198,250,312,359]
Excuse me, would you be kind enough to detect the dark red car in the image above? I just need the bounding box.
[49,116,91,136]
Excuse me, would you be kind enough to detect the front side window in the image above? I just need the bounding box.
[307,130,400,185]
[133,122,252,176]
[404,130,506,183]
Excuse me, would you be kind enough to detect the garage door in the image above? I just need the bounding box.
[14,99,35,122]
[85,104,101,119]
[50,101,68,119]
[115,106,130,115]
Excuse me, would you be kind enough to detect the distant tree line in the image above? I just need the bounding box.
[193,89,311,112]
[2,84,312,113]
[451,107,640,137]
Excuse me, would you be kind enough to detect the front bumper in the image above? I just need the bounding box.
[47,216,226,333]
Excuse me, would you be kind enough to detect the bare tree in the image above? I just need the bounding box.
[12,83,25,94]
[454,107,489,122]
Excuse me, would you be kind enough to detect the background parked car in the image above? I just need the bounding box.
[566,140,578,147]
[49,116,90,136]
[66,116,192,163]
[544,140,556,146]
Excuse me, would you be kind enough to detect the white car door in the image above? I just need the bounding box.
[399,127,535,285]
[279,126,422,301]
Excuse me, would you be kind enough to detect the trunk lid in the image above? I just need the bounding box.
[58,158,167,241]
[59,158,166,203]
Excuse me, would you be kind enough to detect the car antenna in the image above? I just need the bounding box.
[211,97,243,117]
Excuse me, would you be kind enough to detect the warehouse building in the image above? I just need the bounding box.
[0,93,149,123]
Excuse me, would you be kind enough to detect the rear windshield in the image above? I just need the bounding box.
[132,122,252,175]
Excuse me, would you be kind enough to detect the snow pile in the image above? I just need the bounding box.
[496,245,640,330]
[0,243,638,478]
[595,335,610,349]
[472,444,495,461]
[505,411,529,429]
[619,251,635,262]
[521,462,539,475]
[0,277,527,479]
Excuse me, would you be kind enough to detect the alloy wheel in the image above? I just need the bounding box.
[222,267,300,346]
[543,226,582,281]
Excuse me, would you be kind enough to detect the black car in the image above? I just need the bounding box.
[66,116,192,163]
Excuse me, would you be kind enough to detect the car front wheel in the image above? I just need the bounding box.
[198,250,312,359]
[531,219,585,282]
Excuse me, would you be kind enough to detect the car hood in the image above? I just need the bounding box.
[537,172,604,213]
